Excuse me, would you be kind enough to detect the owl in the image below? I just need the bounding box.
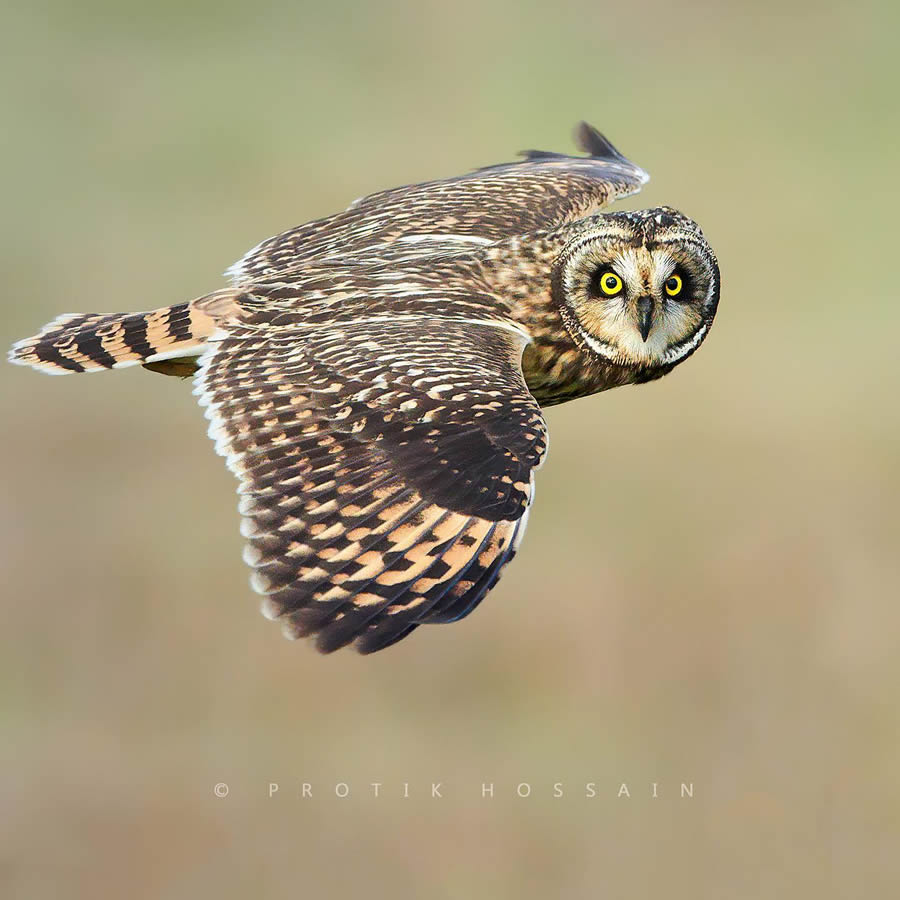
[9,123,720,654]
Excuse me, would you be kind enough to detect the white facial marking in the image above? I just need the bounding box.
[662,320,709,364]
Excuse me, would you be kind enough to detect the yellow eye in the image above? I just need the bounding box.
[664,273,683,297]
[598,271,623,296]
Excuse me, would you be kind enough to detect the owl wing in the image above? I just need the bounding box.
[227,122,648,281]
[195,303,547,654]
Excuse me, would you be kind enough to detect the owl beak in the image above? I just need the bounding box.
[636,296,654,342]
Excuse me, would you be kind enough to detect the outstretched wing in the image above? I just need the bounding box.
[195,310,547,654]
[227,122,648,281]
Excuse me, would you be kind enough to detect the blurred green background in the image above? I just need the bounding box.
[2,0,898,896]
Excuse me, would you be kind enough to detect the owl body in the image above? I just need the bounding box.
[10,124,720,654]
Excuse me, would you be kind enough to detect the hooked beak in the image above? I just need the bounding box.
[636,296,654,342]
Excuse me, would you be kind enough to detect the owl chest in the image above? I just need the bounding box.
[495,283,611,405]
[521,338,616,406]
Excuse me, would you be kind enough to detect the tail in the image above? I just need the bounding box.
[9,296,227,376]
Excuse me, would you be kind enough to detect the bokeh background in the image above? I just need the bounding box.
[2,0,899,896]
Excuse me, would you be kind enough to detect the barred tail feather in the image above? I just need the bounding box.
[8,300,221,376]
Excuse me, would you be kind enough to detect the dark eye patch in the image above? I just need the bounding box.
[588,267,624,298]
[664,267,693,300]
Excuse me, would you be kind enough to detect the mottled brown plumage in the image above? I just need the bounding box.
[9,123,720,654]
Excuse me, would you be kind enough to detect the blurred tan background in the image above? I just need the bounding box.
[2,0,899,896]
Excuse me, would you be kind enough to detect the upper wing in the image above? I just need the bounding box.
[227,122,648,282]
[195,309,547,654]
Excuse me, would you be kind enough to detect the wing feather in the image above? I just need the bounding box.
[227,122,648,282]
[195,311,547,653]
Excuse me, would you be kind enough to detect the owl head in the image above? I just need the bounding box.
[554,207,720,373]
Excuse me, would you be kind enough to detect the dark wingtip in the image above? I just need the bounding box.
[574,122,630,163]
[518,122,632,165]
[517,148,566,162]
[482,122,646,179]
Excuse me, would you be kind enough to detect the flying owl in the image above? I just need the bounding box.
[9,123,720,654]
